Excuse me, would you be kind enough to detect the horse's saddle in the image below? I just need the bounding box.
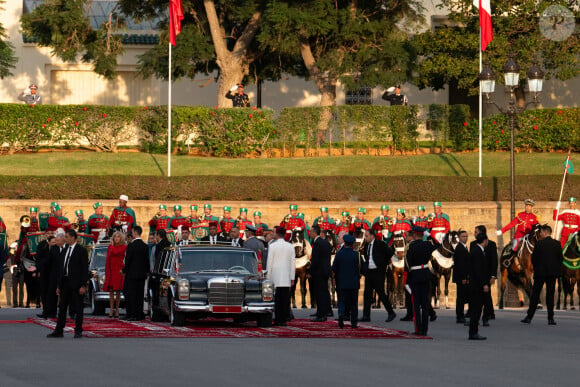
[390,255,405,269]
[295,256,310,269]
[431,249,453,269]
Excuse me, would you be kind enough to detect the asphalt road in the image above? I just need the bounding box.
[0,306,578,387]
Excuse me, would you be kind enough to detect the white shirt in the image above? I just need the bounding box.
[266,239,296,287]
[367,241,376,269]
[209,235,217,245]
[231,238,241,247]
[64,243,77,276]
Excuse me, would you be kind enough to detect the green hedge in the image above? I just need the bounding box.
[0,103,578,156]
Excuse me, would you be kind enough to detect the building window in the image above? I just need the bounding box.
[345,87,372,105]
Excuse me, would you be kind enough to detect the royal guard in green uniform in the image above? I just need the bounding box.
[349,207,371,233]
[280,204,306,241]
[149,204,171,234]
[87,202,109,242]
[47,204,71,232]
[109,194,137,234]
[372,205,393,241]
[313,207,336,232]
[235,208,253,239]
[413,205,429,228]
[15,207,44,259]
[297,212,312,243]
[388,208,412,246]
[188,205,201,227]
[335,211,351,235]
[201,204,221,234]
[220,206,236,237]
[427,201,451,244]
[74,210,89,233]
[169,205,191,230]
[252,211,269,238]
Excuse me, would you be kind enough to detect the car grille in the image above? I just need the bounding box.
[208,280,244,306]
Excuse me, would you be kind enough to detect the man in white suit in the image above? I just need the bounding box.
[266,227,296,326]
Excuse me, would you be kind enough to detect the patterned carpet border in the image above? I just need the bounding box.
[31,317,431,339]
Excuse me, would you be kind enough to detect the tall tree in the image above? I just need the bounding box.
[0,0,17,78]
[258,1,424,108]
[412,0,579,100]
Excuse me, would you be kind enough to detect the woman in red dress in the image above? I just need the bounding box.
[103,231,127,318]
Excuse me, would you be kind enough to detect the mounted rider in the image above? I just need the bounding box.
[350,207,372,233]
[553,197,580,248]
[280,204,306,241]
[335,211,351,235]
[252,211,269,239]
[412,205,430,229]
[372,205,393,241]
[169,205,191,230]
[297,212,312,244]
[87,202,109,242]
[15,207,44,261]
[219,206,236,237]
[496,199,539,252]
[109,195,136,234]
[313,207,336,232]
[234,208,253,239]
[47,203,71,232]
[201,204,221,234]
[427,201,450,244]
[388,209,412,247]
[148,204,171,235]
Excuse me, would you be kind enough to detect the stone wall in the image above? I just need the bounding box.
[1,200,558,308]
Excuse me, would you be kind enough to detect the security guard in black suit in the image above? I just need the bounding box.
[405,226,436,336]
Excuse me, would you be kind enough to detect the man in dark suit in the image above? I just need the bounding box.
[471,225,498,324]
[228,226,244,247]
[360,229,396,322]
[453,230,470,324]
[47,229,89,339]
[405,226,437,336]
[310,225,332,322]
[200,222,227,244]
[467,233,491,340]
[123,226,150,321]
[35,235,55,318]
[332,234,360,328]
[522,225,562,325]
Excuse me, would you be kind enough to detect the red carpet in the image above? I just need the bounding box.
[31,317,430,339]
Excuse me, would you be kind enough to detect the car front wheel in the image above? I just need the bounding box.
[91,289,106,316]
[256,313,273,327]
[170,300,186,327]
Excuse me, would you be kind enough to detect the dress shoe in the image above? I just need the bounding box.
[482,320,490,327]
[385,313,396,322]
[400,315,413,321]
[358,317,371,322]
[46,332,63,338]
[74,333,83,339]
[273,322,287,327]
[309,313,318,317]
[311,317,327,323]
[338,318,344,329]
[521,317,531,324]
[469,334,486,340]
[429,314,437,322]
[37,313,48,318]
[548,319,557,325]
[456,318,466,324]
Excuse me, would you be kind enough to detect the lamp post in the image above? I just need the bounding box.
[479,55,544,226]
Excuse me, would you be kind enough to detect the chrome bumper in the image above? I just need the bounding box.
[173,301,274,313]
[94,292,125,302]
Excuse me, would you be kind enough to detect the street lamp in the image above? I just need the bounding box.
[479,55,545,226]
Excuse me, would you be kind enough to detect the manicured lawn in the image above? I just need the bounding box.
[0,151,572,177]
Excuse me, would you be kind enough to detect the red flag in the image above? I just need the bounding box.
[169,0,184,46]
[474,0,493,51]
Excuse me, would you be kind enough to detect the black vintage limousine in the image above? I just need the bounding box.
[148,244,275,327]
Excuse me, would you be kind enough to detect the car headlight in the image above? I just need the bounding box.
[262,280,274,302]
[177,279,190,301]
[97,274,105,290]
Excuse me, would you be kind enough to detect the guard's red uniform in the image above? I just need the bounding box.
[413,216,429,229]
[553,210,580,247]
[46,214,71,231]
[388,220,412,246]
[169,216,191,230]
[335,221,350,235]
[500,212,539,239]
[371,216,392,240]
[201,215,221,233]
[235,219,253,238]
[427,213,451,241]
[313,216,336,232]
[220,217,236,235]
[109,207,136,232]
[280,215,306,241]
[87,214,109,242]
[349,219,371,233]
[253,222,269,237]
[149,216,171,231]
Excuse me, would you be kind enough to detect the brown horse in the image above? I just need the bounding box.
[430,231,458,309]
[387,233,406,308]
[557,232,580,309]
[290,229,313,309]
[499,223,544,309]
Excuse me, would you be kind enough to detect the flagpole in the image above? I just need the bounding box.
[168,41,172,177]
[478,16,483,178]
[553,150,572,237]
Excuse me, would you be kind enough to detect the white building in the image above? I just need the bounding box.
[0,1,577,111]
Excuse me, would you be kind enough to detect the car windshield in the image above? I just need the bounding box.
[90,247,108,269]
[179,249,258,275]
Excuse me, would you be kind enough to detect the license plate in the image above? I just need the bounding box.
[212,306,242,314]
